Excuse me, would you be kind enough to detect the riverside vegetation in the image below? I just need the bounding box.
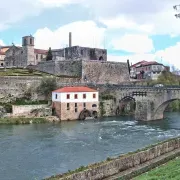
[135,157,180,180]
[0,76,57,124]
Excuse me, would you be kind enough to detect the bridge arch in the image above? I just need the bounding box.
[153,98,179,120]
[116,96,136,115]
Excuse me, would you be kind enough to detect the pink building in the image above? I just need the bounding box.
[52,86,99,121]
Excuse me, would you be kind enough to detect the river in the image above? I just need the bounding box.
[1,112,180,180]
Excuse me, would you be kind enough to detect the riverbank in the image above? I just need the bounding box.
[134,156,180,180]
[45,137,180,180]
[0,117,48,125]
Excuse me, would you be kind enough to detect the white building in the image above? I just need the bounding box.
[52,86,99,120]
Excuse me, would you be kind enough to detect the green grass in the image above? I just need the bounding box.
[0,117,47,125]
[134,157,180,180]
[0,68,52,76]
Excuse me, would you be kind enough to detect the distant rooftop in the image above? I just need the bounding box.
[53,86,98,93]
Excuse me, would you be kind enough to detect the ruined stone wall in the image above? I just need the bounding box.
[0,76,80,100]
[46,137,180,180]
[30,60,82,77]
[52,46,107,61]
[82,61,130,84]
[12,104,48,116]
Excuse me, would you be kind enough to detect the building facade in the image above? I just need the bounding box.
[130,61,169,80]
[52,86,99,120]
[3,36,47,67]
[0,51,5,66]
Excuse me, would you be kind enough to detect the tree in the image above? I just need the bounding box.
[37,76,57,99]
[173,5,180,18]
[46,47,53,61]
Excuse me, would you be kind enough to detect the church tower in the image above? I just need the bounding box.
[22,35,35,66]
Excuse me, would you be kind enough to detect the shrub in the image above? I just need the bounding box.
[38,77,57,99]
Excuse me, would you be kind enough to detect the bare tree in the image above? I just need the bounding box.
[174,5,180,18]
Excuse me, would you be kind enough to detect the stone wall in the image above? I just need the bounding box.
[82,61,130,84]
[53,101,99,120]
[12,104,50,116]
[29,60,130,84]
[0,76,80,100]
[46,137,180,180]
[52,46,107,61]
[100,100,116,117]
[30,60,82,77]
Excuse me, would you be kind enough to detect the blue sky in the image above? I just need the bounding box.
[1,0,180,68]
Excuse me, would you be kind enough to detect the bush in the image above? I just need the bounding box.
[38,77,57,99]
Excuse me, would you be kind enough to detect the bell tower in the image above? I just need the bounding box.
[22,35,35,66]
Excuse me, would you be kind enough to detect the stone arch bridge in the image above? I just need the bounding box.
[97,85,180,121]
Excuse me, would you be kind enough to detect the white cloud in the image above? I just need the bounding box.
[155,43,180,68]
[34,20,106,49]
[111,34,154,53]
[108,54,156,65]
[0,40,5,46]
[38,0,82,7]
[100,16,154,34]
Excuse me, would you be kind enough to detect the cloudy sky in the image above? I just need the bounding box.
[0,0,180,67]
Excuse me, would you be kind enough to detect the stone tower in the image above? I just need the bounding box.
[22,35,35,66]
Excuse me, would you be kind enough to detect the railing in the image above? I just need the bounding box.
[56,82,180,90]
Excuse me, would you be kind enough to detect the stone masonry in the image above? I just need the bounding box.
[53,101,98,120]
[52,46,107,61]
[29,60,130,84]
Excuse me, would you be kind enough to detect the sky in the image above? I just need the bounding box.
[1,0,180,68]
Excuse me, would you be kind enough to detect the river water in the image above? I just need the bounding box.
[1,112,180,180]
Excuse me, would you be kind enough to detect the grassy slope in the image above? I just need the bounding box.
[134,157,180,180]
[0,68,52,76]
[0,117,47,124]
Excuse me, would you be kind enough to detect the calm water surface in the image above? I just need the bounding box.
[1,112,180,180]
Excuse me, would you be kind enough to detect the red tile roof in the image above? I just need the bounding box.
[131,61,162,67]
[53,86,98,93]
[0,52,5,55]
[131,60,147,67]
[34,49,48,54]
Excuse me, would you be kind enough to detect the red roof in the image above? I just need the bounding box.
[142,61,161,66]
[53,86,98,93]
[131,60,147,67]
[131,61,162,67]
[34,49,48,54]
[0,51,5,55]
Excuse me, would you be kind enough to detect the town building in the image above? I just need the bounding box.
[130,61,170,80]
[52,86,99,121]
[0,51,5,66]
[3,36,47,67]
[1,32,107,68]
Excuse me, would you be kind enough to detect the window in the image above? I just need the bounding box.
[36,54,38,60]
[93,93,96,98]
[67,94,70,99]
[83,94,86,99]
[67,103,70,110]
[30,38,32,45]
[83,103,86,109]
[75,103,78,112]
[92,104,97,107]
[74,94,78,99]
[55,94,58,99]
[41,55,43,59]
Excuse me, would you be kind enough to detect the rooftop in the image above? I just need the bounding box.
[53,86,98,93]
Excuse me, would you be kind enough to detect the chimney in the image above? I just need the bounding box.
[69,32,72,47]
